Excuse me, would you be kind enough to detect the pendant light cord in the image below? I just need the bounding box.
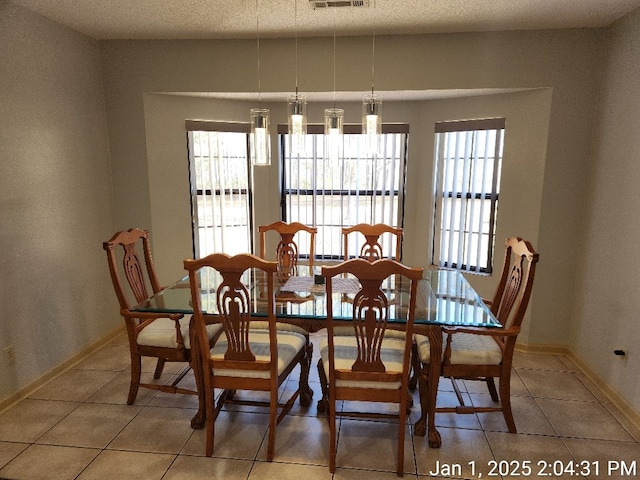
[256,0,262,106]
[332,6,336,109]
[371,0,376,95]
[294,0,299,98]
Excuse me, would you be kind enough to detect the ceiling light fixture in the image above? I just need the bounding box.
[250,0,271,166]
[288,0,307,156]
[362,0,381,155]
[324,7,344,162]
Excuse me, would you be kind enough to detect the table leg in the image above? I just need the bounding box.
[413,325,442,448]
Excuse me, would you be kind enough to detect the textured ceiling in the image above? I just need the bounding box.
[9,0,640,40]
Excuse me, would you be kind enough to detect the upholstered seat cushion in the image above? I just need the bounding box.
[246,320,309,336]
[414,332,502,365]
[318,325,406,339]
[137,315,222,349]
[210,330,307,379]
[320,335,408,390]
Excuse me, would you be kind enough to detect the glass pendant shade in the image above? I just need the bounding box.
[324,107,344,161]
[363,94,382,154]
[288,94,307,155]
[250,108,271,166]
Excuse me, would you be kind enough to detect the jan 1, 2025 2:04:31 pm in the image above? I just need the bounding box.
[428,459,638,477]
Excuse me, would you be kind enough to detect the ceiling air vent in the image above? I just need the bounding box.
[309,0,369,9]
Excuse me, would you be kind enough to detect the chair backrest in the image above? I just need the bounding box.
[103,228,162,310]
[184,253,278,374]
[489,237,540,329]
[258,221,317,276]
[342,223,403,261]
[323,258,423,381]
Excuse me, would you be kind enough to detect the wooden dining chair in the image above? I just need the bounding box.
[317,258,423,476]
[342,223,403,261]
[183,253,312,460]
[258,221,317,276]
[413,237,539,433]
[103,228,222,404]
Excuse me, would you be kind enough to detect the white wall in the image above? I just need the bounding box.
[572,9,640,411]
[0,1,116,405]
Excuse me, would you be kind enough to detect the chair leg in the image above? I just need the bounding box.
[128,352,142,405]
[329,391,337,473]
[205,384,215,456]
[267,390,278,461]
[397,394,407,476]
[486,377,499,402]
[299,342,314,407]
[316,358,329,413]
[153,358,165,379]
[499,372,516,433]
[408,342,419,391]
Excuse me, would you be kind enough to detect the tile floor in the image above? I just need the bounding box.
[1,332,639,480]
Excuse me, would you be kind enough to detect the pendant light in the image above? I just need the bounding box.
[324,8,343,162]
[288,0,307,156]
[362,1,381,155]
[250,0,271,166]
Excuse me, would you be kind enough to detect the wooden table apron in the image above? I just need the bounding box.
[133,267,498,449]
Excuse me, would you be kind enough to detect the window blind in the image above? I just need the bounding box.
[433,118,504,273]
[186,122,252,258]
[279,124,409,260]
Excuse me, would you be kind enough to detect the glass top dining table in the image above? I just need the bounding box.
[132,263,500,448]
[134,265,500,330]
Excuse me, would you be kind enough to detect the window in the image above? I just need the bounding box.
[280,124,409,260]
[186,121,253,258]
[431,118,505,274]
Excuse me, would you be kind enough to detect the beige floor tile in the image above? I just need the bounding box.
[574,372,611,403]
[74,343,130,372]
[84,370,158,405]
[181,410,269,459]
[108,405,197,453]
[337,467,418,479]
[562,437,640,480]
[248,460,331,479]
[602,402,640,442]
[335,418,415,474]
[0,398,79,443]
[36,403,142,448]
[0,444,100,480]
[517,369,598,401]
[461,371,530,398]
[513,352,570,371]
[414,427,494,478]
[256,414,330,464]
[75,450,175,480]
[537,398,634,441]
[485,430,574,479]
[0,442,28,470]
[29,369,119,402]
[475,394,556,435]
[163,455,253,479]
[432,390,483,430]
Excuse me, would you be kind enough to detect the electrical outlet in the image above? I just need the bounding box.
[3,345,15,367]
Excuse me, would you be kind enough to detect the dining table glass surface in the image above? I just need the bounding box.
[133,265,500,329]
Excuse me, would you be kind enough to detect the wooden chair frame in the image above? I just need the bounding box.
[184,253,312,460]
[414,237,539,435]
[258,221,317,276]
[342,223,403,261]
[317,258,423,476]
[103,228,219,404]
